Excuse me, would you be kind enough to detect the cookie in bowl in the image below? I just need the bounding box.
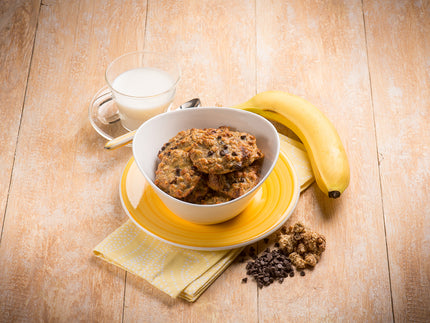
[132,107,280,224]
[188,126,263,174]
[154,126,264,204]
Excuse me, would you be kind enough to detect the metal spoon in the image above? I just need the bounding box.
[104,98,201,150]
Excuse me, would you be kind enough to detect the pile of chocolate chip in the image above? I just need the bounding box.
[240,222,326,288]
[243,248,301,288]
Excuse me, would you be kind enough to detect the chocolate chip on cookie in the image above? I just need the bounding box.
[208,164,261,198]
[158,128,204,159]
[182,176,210,204]
[189,127,264,174]
[154,149,202,199]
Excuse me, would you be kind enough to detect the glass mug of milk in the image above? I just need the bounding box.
[104,51,180,130]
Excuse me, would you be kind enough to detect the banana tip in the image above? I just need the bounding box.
[328,191,341,199]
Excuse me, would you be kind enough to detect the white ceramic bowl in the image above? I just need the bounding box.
[132,107,280,224]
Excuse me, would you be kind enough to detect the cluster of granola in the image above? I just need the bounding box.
[277,222,326,269]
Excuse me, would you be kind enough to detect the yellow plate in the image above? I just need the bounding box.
[120,150,299,250]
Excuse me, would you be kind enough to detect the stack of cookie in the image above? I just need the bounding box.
[154,127,264,204]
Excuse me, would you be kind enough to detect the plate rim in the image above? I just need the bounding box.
[119,152,300,251]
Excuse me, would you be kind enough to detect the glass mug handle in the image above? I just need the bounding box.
[95,87,121,124]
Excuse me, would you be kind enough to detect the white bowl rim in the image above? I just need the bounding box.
[132,107,281,208]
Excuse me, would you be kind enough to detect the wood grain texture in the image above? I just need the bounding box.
[143,0,257,109]
[122,1,258,322]
[256,0,392,321]
[0,0,147,321]
[0,0,428,321]
[0,0,39,237]
[363,0,430,321]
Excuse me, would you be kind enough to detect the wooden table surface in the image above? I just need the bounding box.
[1,0,429,322]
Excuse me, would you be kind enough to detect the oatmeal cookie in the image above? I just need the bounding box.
[189,127,264,174]
[183,176,210,204]
[158,128,203,159]
[154,149,201,199]
[208,164,261,198]
[199,190,232,205]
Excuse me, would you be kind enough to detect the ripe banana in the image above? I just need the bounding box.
[232,91,350,198]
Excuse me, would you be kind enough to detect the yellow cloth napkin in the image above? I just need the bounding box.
[93,136,313,302]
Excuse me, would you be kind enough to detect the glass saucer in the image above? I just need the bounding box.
[88,86,131,145]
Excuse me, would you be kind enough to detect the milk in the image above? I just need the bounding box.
[112,67,176,130]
